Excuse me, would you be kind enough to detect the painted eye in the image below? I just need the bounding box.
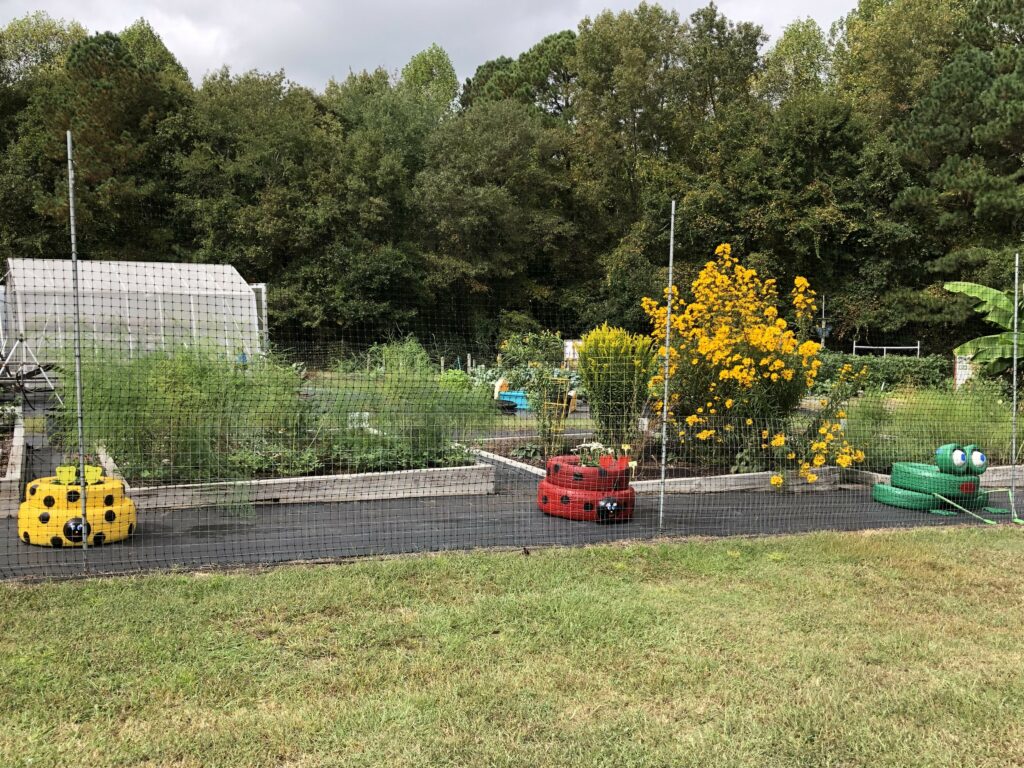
[951,449,967,468]
[963,444,987,475]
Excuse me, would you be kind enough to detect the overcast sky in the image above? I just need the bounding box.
[1,0,858,88]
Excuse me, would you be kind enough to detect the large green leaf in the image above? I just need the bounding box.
[954,331,1020,374]
[943,282,1015,330]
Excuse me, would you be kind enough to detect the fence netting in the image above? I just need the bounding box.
[0,140,1019,581]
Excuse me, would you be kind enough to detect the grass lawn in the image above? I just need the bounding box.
[1,529,1023,767]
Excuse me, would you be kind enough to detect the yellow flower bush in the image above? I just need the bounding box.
[642,243,864,486]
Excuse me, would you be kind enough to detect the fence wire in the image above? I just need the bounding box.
[0,136,1020,581]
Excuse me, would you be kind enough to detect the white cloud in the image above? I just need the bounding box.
[0,0,857,88]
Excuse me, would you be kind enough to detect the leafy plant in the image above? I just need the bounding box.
[526,369,571,458]
[813,351,951,392]
[55,347,312,484]
[510,442,544,462]
[843,382,1014,471]
[498,330,564,390]
[944,281,1018,374]
[577,323,657,446]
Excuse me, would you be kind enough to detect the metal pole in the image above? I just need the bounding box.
[1011,252,1019,515]
[658,200,675,531]
[820,294,826,350]
[67,131,88,554]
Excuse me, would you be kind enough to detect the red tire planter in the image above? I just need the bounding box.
[544,454,631,491]
[538,454,635,523]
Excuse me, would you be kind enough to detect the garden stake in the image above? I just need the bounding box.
[933,494,998,526]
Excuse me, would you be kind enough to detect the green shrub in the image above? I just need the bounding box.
[56,347,312,484]
[843,382,1013,470]
[815,351,951,392]
[438,369,474,392]
[322,367,498,472]
[577,323,657,446]
[498,330,563,390]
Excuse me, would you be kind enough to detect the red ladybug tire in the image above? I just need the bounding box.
[537,479,635,523]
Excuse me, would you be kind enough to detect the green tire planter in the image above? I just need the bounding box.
[871,482,935,510]
[872,443,998,518]
[890,462,983,499]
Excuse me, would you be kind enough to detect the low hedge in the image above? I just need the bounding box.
[814,351,952,392]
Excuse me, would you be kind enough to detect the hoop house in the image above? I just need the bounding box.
[2,258,265,366]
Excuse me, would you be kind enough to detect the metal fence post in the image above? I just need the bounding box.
[67,131,89,560]
[658,200,675,531]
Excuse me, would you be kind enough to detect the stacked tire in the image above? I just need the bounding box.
[537,455,635,523]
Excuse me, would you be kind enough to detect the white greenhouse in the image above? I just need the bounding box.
[1,258,268,370]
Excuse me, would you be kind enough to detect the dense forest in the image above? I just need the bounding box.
[0,0,1020,353]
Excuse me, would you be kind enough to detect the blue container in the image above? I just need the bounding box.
[498,390,530,411]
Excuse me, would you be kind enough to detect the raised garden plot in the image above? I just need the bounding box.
[0,405,25,517]
[99,448,494,512]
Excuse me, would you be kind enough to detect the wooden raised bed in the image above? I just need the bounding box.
[98,449,494,512]
[0,407,25,518]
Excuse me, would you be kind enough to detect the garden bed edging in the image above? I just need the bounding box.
[98,448,495,512]
[0,407,25,518]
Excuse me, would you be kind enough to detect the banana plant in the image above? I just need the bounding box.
[944,281,1019,374]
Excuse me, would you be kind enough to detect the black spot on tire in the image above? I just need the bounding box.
[92,533,105,547]
[560,495,570,505]
[572,471,584,482]
[583,502,594,511]
[104,509,116,523]
[38,512,50,524]
[29,485,37,496]
[553,463,561,474]
[22,532,30,544]
[66,490,80,503]
[43,495,55,508]
[104,494,114,506]
[598,468,608,478]
[541,495,548,504]
[50,536,63,548]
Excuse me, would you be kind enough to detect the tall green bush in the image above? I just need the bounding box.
[577,324,657,446]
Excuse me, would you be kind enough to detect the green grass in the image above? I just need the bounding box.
[2,528,1024,767]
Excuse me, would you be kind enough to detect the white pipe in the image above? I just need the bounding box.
[1011,252,1019,515]
[67,130,89,554]
[658,200,675,531]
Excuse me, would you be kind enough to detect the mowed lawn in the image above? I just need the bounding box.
[2,529,1023,767]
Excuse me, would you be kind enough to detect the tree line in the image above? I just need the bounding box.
[0,1,1020,353]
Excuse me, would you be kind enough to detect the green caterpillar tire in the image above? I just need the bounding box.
[872,483,936,510]
[958,490,990,509]
[891,462,983,499]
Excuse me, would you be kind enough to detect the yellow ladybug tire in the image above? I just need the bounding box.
[18,475,137,548]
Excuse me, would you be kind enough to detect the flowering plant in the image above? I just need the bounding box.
[573,441,637,473]
[642,243,863,485]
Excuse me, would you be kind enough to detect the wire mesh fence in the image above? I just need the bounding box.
[0,133,1020,581]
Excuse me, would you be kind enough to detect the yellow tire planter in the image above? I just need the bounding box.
[18,465,136,547]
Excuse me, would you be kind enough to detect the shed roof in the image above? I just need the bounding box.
[6,258,253,296]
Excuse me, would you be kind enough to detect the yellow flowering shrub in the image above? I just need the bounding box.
[642,243,864,485]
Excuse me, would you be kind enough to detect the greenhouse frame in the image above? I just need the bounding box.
[0,258,267,371]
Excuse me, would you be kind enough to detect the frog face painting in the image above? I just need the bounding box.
[871,443,1011,520]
